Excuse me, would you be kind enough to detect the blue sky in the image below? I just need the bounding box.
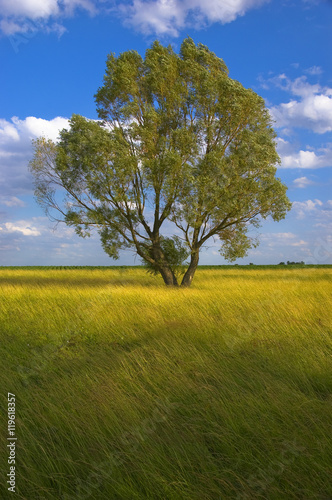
[0,0,331,266]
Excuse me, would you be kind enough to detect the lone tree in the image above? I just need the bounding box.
[29,38,291,287]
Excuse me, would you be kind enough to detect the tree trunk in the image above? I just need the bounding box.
[152,243,179,287]
[159,266,179,287]
[181,249,199,287]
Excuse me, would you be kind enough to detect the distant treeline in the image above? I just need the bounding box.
[0,264,331,270]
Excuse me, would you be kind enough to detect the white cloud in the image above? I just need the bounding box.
[293,176,315,188]
[262,232,296,243]
[12,116,70,142]
[305,66,323,76]
[282,149,332,169]
[0,0,271,37]
[0,214,125,265]
[269,75,332,134]
[0,19,31,35]
[0,116,69,196]
[276,138,332,169]
[1,18,67,37]
[290,239,307,247]
[120,0,269,36]
[292,199,323,219]
[195,0,268,23]
[2,220,41,236]
[0,196,26,207]
[119,0,185,36]
[283,150,318,169]
[260,232,310,252]
[61,0,97,16]
[272,232,296,239]
[257,230,328,263]
[0,120,20,143]
[0,0,59,20]
[0,0,318,39]
[0,0,97,35]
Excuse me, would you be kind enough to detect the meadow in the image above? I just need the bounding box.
[1,266,331,500]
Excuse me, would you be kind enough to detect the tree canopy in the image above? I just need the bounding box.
[29,38,291,286]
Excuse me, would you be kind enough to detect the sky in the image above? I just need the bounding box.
[0,0,331,266]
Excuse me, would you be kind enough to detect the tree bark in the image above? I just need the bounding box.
[181,249,199,287]
[159,266,179,286]
[151,243,179,287]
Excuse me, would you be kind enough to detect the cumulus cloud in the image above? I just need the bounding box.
[120,0,269,35]
[0,216,78,239]
[2,221,41,236]
[0,0,97,36]
[281,149,332,169]
[118,0,186,36]
[0,115,69,196]
[1,0,272,37]
[0,0,59,20]
[292,199,324,219]
[12,116,69,142]
[0,0,321,39]
[269,75,332,134]
[293,176,315,188]
[276,137,332,169]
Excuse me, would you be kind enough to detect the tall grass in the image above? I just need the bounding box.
[1,267,331,499]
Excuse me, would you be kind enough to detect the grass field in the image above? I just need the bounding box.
[1,266,332,499]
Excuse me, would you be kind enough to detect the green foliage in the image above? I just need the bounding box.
[29,38,291,286]
[143,235,189,277]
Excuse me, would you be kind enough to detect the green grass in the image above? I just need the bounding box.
[1,267,331,499]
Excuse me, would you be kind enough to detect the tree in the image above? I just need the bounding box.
[29,38,291,287]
